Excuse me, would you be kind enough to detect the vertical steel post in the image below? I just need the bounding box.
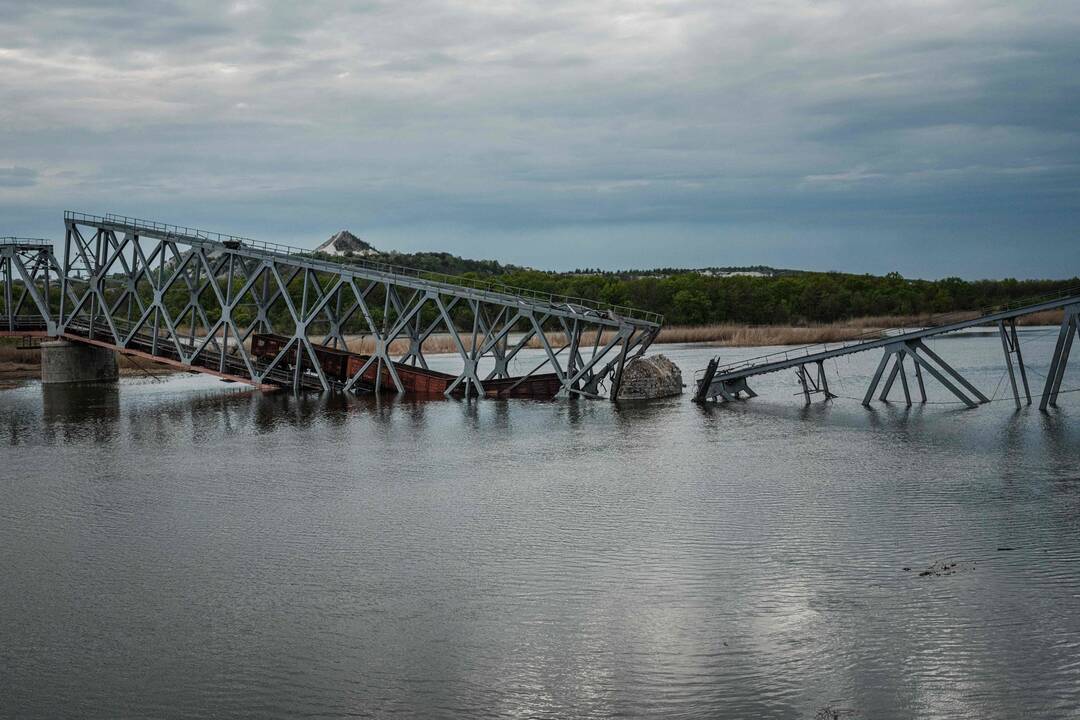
[589,325,603,370]
[260,270,271,334]
[220,253,235,374]
[1009,319,1031,405]
[88,231,99,340]
[796,365,811,405]
[43,249,52,333]
[1040,308,1077,410]
[816,360,833,399]
[188,256,199,350]
[150,237,161,355]
[126,240,134,330]
[897,352,912,406]
[999,320,1021,409]
[864,349,893,406]
[609,331,631,401]
[411,311,423,367]
[3,250,12,332]
[334,286,344,350]
[374,281,390,394]
[469,299,480,398]
[564,318,581,382]
[59,226,71,331]
[1054,314,1077,407]
[294,268,310,392]
[912,355,927,402]
[879,352,902,402]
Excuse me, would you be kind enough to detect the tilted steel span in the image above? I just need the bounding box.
[695,289,1080,411]
[3,213,664,399]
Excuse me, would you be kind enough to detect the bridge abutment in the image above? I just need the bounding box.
[40,340,118,385]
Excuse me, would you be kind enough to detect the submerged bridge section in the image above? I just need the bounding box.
[2,213,663,398]
[695,291,1080,411]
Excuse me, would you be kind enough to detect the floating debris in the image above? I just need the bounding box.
[917,560,959,577]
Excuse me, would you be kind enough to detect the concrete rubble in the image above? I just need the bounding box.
[617,354,683,400]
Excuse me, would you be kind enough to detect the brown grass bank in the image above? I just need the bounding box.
[653,309,1067,348]
[334,321,887,355]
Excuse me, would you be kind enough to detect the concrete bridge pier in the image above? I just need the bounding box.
[41,340,118,384]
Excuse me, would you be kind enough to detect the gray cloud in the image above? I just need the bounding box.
[0,0,1077,278]
[0,167,37,187]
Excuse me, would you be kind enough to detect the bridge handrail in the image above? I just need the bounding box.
[63,211,664,326]
[708,284,1080,377]
[0,237,53,248]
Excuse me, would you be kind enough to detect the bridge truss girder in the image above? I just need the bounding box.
[0,240,61,336]
[50,216,660,398]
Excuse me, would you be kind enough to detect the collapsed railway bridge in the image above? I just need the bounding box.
[695,290,1080,411]
[2,213,663,399]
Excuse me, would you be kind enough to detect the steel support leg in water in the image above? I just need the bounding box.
[695,288,1080,412]
[865,340,988,409]
[797,365,811,405]
[877,348,913,406]
[999,319,1032,409]
[794,362,836,405]
[816,361,836,400]
[1040,304,1080,410]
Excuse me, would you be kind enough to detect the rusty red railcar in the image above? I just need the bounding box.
[251,332,562,398]
[251,333,351,383]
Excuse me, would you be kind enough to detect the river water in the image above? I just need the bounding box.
[1,329,1078,719]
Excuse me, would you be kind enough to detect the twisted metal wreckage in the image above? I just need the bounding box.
[2,212,664,399]
[695,290,1080,411]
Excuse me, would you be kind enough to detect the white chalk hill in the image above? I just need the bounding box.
[315,230,379,258]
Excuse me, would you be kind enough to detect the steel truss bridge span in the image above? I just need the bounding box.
[2,238,59,338]
[2,213,663,398]
[695,291,1080,411]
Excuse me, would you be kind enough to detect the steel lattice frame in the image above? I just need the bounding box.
[41,212,661,397]
[1,238,61,336]
[695,291,1080,411]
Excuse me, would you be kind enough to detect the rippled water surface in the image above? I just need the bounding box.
[2,331,1079,719]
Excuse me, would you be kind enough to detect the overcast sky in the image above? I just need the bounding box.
[1,1,1078,278]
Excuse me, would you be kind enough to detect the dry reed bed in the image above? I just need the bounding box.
[655,324,880,346]
[337,323,883,354]
[1015,309,1065,326]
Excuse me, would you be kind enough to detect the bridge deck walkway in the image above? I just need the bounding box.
[696,289,1080,410]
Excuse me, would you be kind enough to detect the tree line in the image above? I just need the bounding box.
[26,250,1077,332]
[324,249,1078,326]
[465,269,1080,326]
